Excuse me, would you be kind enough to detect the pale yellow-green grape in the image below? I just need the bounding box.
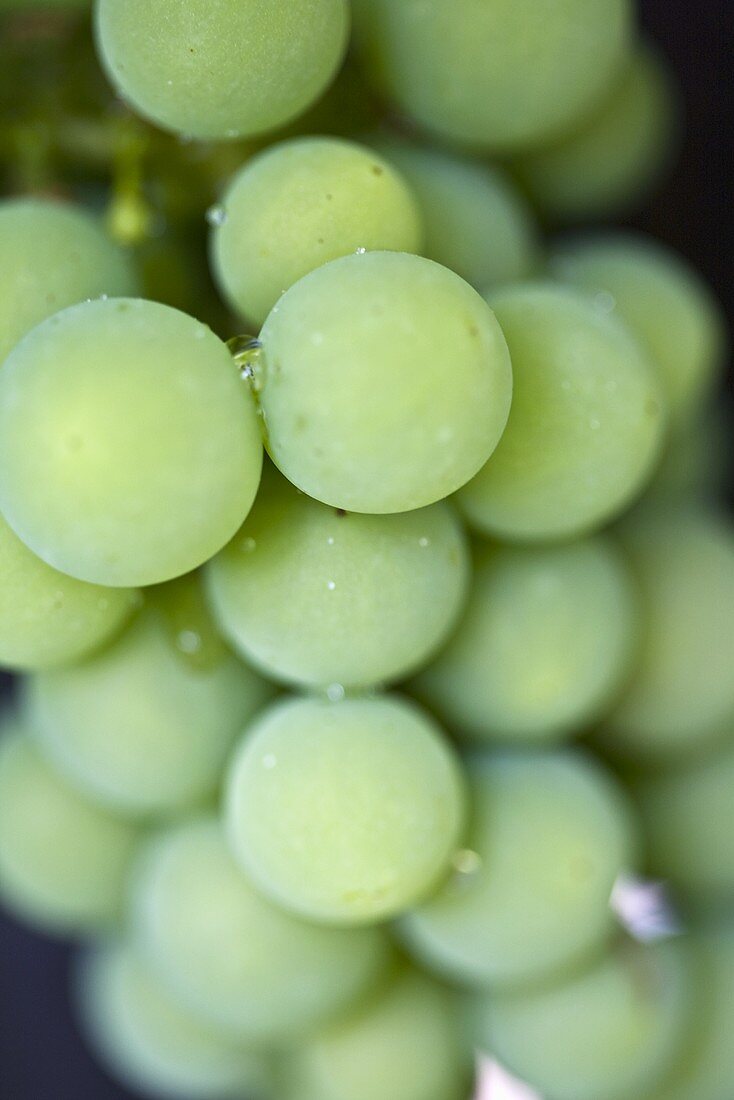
[280,969,473,1100]
[0,722,139,935]
[76,943,273,1100]
[551,233,727,427]
[456,283,666,540]
[205,472,469,689]
[257,251,512,513]
[0,298,263,587]
[514,45,679,223]
[96,0,349,140]
[225,695,466,925]
[648,926,734,1100]
[210,137,424,328]
[131,818,390,1042]
[24,600,272,818]
[629,732,734,906]
[351,0,632,151]
[411,536,637,744]
[598,508,734,761]
[371,136,539,290]
[401,750,637,989]
[0,198,137,364]
[471,937,690,1100]
[0,512,138,673]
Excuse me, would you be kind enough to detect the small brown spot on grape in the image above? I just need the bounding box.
[335,508,347,518]
[371,164,384,176]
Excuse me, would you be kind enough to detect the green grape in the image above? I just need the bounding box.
[205,471,469,690]
[514,45,679,223]
[257,251,512,513]
[132,817,390,1042]
[370,136,539,290]
[281,969,472,1100]
[0,198,137,364]
[401,750,637,988]
[0,298,263,587]
[0,512,139,673]
[456,283,666,541]
[551,233,727,427]
[76,943,273,1100]
[210,137,424,328]
[411,536,637,744]
[95,0,349,141]
[352,0,632,152]
[597,508,734,761]
[630,733,734,905]
[24,597,272,818]
[0,721,139,935]
[649,926,734,1100]
[225,695,466,925]
[471,937,690,1100]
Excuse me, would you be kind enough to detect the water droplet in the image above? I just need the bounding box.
[177,629,202,655]
[453,849,483,876]
[206,204,227,227]
[263,754,277,770]
[355,247,367,255]
[227,335,264,389]
[326,580,336,591]
[418,537,430,548]
[326,683,345,703]
[326,536,335,546]
[194,327,207,340]
[240,536,257,553]
[594,290,616,313]
[99,294,108,302]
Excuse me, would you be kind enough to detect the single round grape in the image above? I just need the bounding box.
[205,472,469,690]
[0,198,137,364]
[372,136,538,290]
[281,969,472,1100]
[0,298,263,587]
[0,512,138,672]
[352,0,632,151]
[76,943,273,1100]
[630,733,734,905]
[24,598,272,818]
[131,818,390,1043]
[257,251,512,514]
[96,0,349,140]
[225,695,466,925]
[551,233,727,427]
[514,45,679,223]
[471,938,690,1100]
[0,722,139,935]
[210,137,423,328]
[401,750,637,988]
[597,508,734,761]
[649,927,734,1100]
[456,283,666,541]
[411,536,637,744]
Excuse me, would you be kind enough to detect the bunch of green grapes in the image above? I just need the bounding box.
[0,5,731,1100]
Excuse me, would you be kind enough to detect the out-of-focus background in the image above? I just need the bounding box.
[0,0,731,1097]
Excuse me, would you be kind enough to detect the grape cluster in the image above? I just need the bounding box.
[0,3,731,1100]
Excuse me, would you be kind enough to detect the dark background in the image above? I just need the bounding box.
[1,2,732,1097]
